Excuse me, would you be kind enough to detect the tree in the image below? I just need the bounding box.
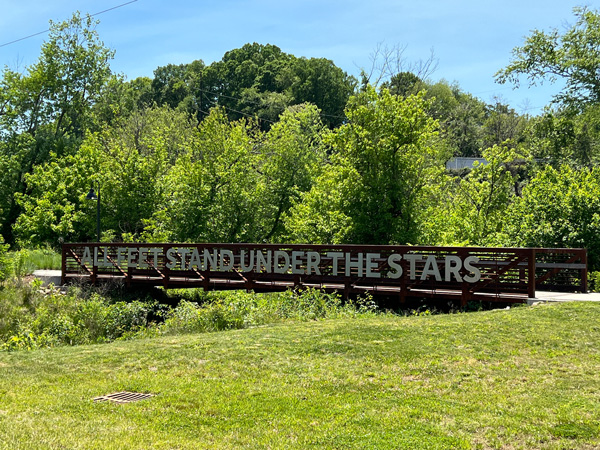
[13,138,107,245]
[422,144,528,246]
[151,60,205,113]
[197,43,296,129]
[442,91,487,157]
[1,12,114,139]
[500,165,600,270]
[481,99,528,150]
[381,76,490,158]
[496,7,600,108]
[286,86,446,245]
[380,71,425,98]
[93,76,154,127]
[0,12,114,243]
[14,106,191,246]
[150,44,356,130]
[257,103,328,241]
[288,57,355,128]
[283,157,357,244]
[144,108,263,243]
[524,104,600,167]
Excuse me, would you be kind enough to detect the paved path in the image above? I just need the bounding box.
[528,291,600,304]
[32,269,62,286]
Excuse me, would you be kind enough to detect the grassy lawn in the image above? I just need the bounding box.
[1,301,599,449]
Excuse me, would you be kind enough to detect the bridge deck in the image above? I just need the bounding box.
[61,243,588,305]
[64,271,530,302]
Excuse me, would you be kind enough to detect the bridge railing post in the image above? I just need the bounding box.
[528,248,536,299]
[61,244,67,286]
[581,249,588,293]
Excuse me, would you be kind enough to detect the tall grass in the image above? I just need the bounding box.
[158,289,378,336]
[0,282,379,351]
[6,247,62,279]
[0,281,157,351]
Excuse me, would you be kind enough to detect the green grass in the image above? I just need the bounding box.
[1,302,599,449]
[7,247,62,278]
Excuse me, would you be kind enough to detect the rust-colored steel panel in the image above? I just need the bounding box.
[61,243,588,304]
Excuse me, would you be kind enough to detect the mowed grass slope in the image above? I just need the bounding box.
[1,302,599,449]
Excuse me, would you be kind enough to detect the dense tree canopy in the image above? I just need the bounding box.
[146,43,356,129]
[0,12,115,244]
[4,9,600,272]
[285,87,444,245]
[501,165,600,269]
[331,87,444,244]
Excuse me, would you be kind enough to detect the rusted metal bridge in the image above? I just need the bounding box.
[61,243,587,305]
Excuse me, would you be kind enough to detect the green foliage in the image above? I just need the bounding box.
[0,12,114,243]
[151,60,205,110]
[382,77,500,159]
[91,75,155,128]
[501,165,600,270]
[6,247,61,279]
[283,158,357,243]
[588,271,600,292]
[381,71,425,97]
[441,88,487,157]
[0,281,378,351]
[98,107,188,238]
[423,144,529,246]
[14,106,192,245]
[285,87,448,245]
[0,12,536,250]
[526,105,600,167]
[481,100,528,150]
[0,235,9,282]
[145,107,262,242]
[496,6,600,108]
[0,284,156,350]
[141,104,327,243]
[257,104,328,240]
[13,136,106,245]
[288,57,356,127]
[159,288,377,336]
[329,86,445,244]
[150,43,355,129]
[20,12,114,137]
[159,299,246,334]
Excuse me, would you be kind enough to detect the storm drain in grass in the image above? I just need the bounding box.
[93,392,154,404]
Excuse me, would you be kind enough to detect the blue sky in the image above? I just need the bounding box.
[0,0,596,115]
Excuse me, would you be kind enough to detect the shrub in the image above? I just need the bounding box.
[1,280,380,350]
[104,301,153,340]
[160,299,246,335]
[0,283,157,350]
[0,235,9,282]
[158,288,379,336]
[589,271,600,292]
[0,281,42,339]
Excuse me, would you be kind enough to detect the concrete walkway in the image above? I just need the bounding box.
[528,291,600,305]
[32,269,62,286]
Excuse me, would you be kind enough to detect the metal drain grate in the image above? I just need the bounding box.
[93,392,154,404]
